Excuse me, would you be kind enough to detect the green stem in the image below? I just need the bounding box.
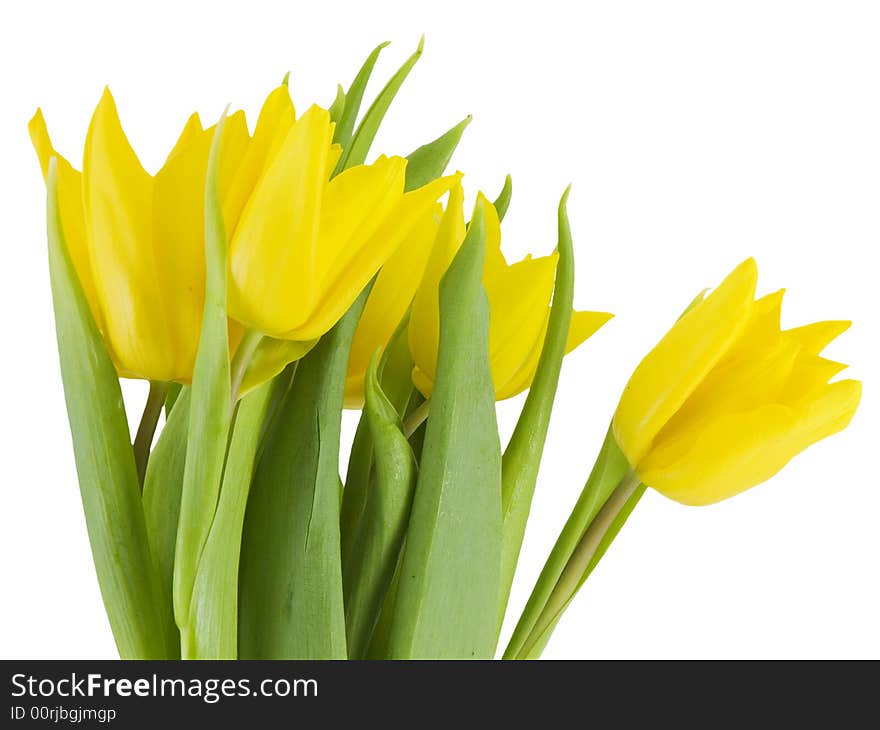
[133,380,170,488]
[503,427,630,659]
[229,329,263,403]
[517,472,641,659]
[402,398,430,438]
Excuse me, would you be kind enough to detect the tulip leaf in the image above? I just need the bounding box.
[142,387,190,659]
[332,41,389,159]
[327,84,346,126]
[404,115,471,192]
[387,201,502,659]
[45,160,174,659]
[164,382,182,417]
[238,288,371,659]
[340,315,414,567]
[503,428,630,659]
[340,37,424,170]
[184,380,275,659]
[493,174,513,222]
[343,355,418,658]
[497,187,575,626]
[173,111,233,631]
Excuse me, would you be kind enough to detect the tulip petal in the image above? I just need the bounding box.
[223,85,294,234]
[29,110,104,335]
[410,183,466,396]
[229,104,332,337]
[346,203,441,404]
[289,171,460,342]
[167,112,203,161]
[613,258,758,465]
[84,88,171,380]
[787,320,851,355]
[641,379,861,505]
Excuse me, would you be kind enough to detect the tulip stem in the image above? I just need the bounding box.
[517,471,642,659]
[402,398,430,438]
[133,380,170,488]
[230,329,263,403]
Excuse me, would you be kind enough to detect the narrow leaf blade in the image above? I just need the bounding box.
[388,200,502,659]
[46,160,174,659]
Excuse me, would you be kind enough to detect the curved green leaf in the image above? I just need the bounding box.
[332,41,389,157]
[142,387,191,659]
[238,287,371,659]
[387,200,502,659]
[404,115,471,192]
[173,110,233,630]
[492,175,513,222]
[343,355,418,658]
[46,160,174,659]
[497,187,575,626]
[339,37,424,171]
[184,381,275,659]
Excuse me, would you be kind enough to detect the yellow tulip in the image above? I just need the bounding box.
[409,185,612,400]
[30,88,251,382]
[227,105,460,343]
[612,258,862,506]
[31,84,455,389]
[343,203,442,407]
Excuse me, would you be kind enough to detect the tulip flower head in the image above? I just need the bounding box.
[31,85,457,388]
[613,258,861,506]
[409,185,612,401]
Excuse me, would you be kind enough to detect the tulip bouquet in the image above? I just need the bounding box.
[32,41,861,660]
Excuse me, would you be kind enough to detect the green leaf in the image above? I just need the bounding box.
[164,382,182,417]
[493,175,513,222]
[343,355,418,658]
[238,287,371,659]
[184,381,275,659]
[339,37,424,171]
[172,110,233,631]
[142,387,190,659]
[404,115,471,192]
[340,315,414,567]
[497,187,575,627]
[387,200,502,659]
[45,159,174,659]
[327,84,346,126]
[332,41,390,161]
[503,428,630,659]
[519,482,647,659]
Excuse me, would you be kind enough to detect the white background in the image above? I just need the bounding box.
[1,1,877,659]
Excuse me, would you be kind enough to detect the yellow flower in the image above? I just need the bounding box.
[612,258,862,506]
[409,185,612,400]
[31,84,455,387]
[227,105,459,343]
[30,88,252,382]
[343,203,442,407]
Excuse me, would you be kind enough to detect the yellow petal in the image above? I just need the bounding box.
[485,252,558,396]
[345,202,441,407]
[84,88,172,380]
[566,309,614,352]
[494,309,612,401]
[613,258,758,466]
[786,320,851,355]
[288,171,460,342]
[223,85,294,236]
[641,379,861,505]
[228,104,332,337]
[29,110,104,334]
[166,112,203,161]
[314,155,407,290]
[409,182,466,397]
